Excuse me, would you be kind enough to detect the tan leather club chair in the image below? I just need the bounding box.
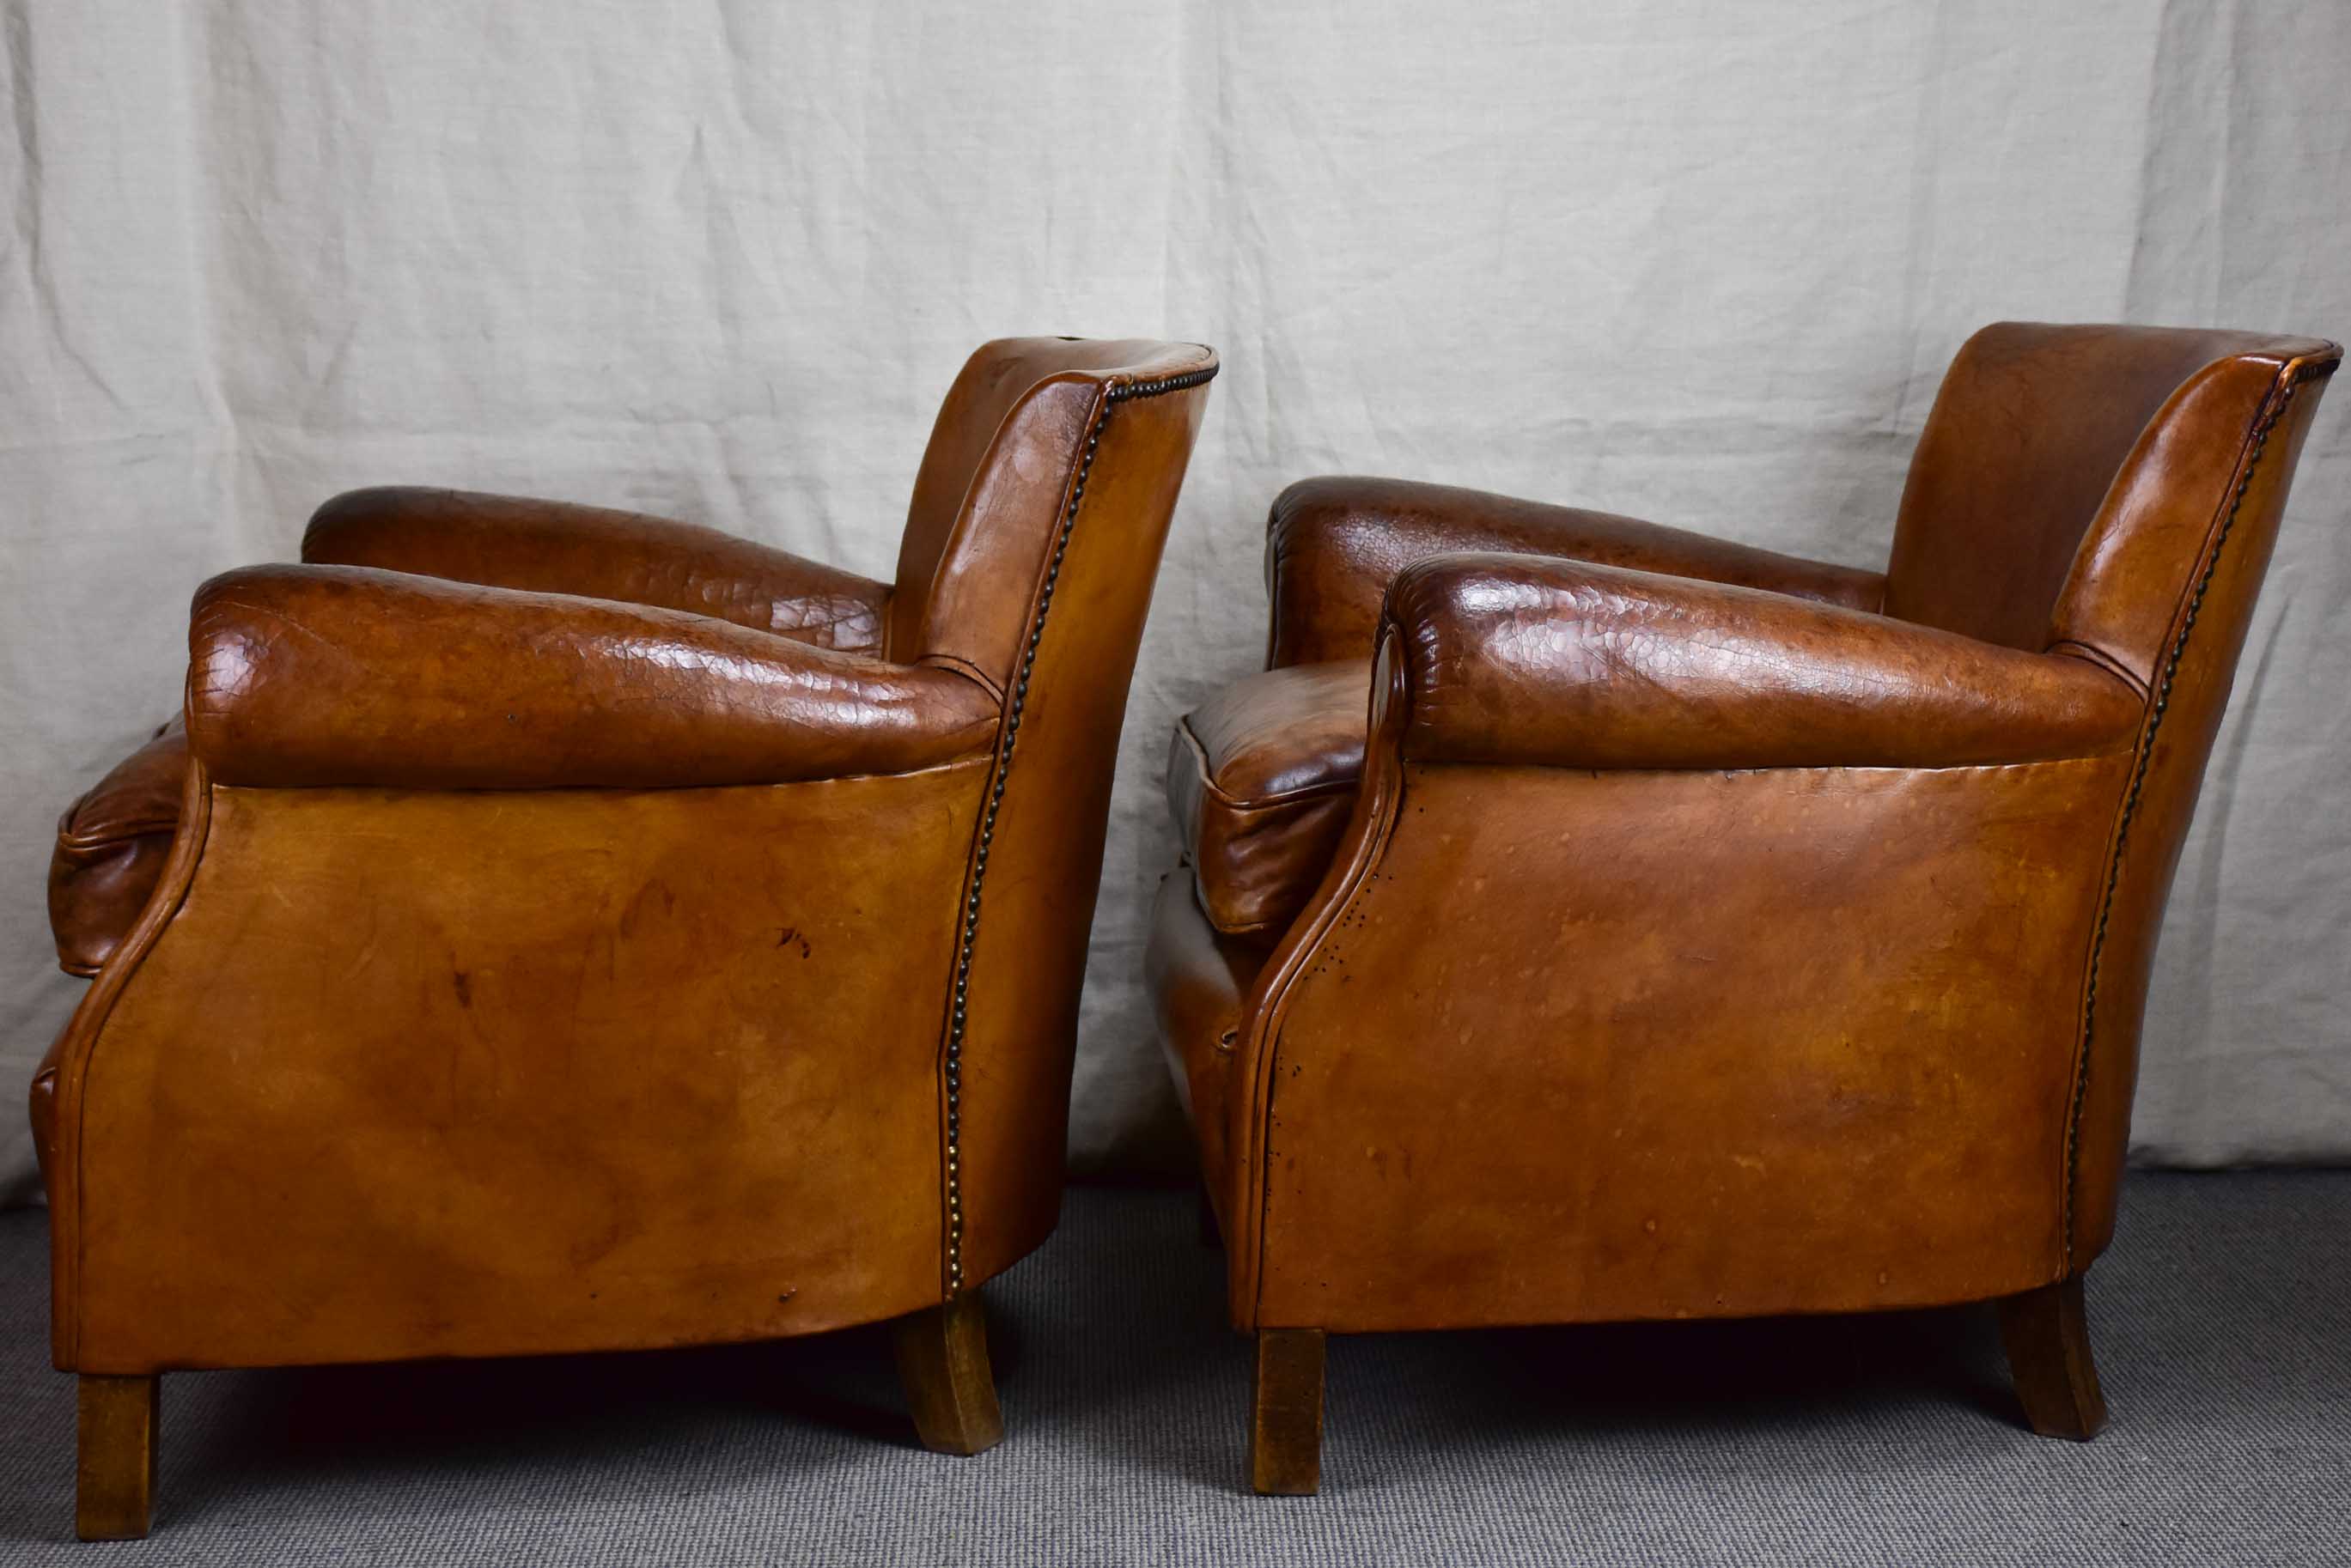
[33,337,1215,1539]
[1148,323,2336,1494]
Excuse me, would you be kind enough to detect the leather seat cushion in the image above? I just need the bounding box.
[50,719,186,976]
[1165,660,1367,940]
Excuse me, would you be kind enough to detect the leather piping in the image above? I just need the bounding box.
[1232,635,1411,1328]
[2046,639,2147,696]
[1173,716,1360,812]
[2059,354,2336,1269]
[918,651,1007,706]
[937,360,1218,1295]
[57,810,181,851]
[53,751,213,1369]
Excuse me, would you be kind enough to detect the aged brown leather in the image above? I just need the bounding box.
[1149,326,2336,1464]
[187,564,998,789]
[34,339,1215,1431]
[303,487,894,650]
[46,722,186,977]
[1144,871,1256,1188]
[1885,325,2301,653]
[42,489,905,976]
[1388,555,2145,770]
[937,345,1220,1286]
[1171,534,2140,950]
[64,762,990,1368]
[1166,661,1369,939]
[1267,475,1885,667]
[1214,478,1894,932]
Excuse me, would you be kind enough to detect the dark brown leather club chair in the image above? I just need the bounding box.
[32,337,1215,1539]
[1147,323,2336,1494]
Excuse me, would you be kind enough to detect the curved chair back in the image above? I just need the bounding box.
[1889,322,2337,1255]
[892,337,1218,1288]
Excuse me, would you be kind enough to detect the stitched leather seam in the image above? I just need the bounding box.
[1208,782,1359,812]
[1170,716,1217,807]
[1239,639,1412,1327]
[2046,639,2147,696]
[60,748,215,1368]
[57,817,181,850]
[2060,356,2333,1270]
[1209,916,1289,940]
[938,360,1218,1294]
[1178,718,1362,813]
[919,651,1006,705]
[1201,783,1360,816]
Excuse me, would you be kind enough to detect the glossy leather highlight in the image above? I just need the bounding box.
[1268,475,1885,667]
[1386,554,2145,770]
[304,487,894,651]
[1148,322,2337,1488]
[1166,661,1368,939]
[34,339,1216,1517]
[187,564,1000,789]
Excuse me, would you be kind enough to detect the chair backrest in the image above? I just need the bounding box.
[887,339,1203,673]
[1889,322,2338,1261]
[1885,324,2336,657]
[889,337,1218,1290]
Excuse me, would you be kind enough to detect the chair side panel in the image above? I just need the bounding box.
[63,765,982,1372]
[1247,757,2124,1334]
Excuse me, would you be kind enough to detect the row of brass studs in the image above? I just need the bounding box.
[2061,359,2332,1263]
[941,359,1219,1292]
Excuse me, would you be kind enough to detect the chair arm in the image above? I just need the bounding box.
[303,487,892,652]
[1267,477,1884,666]
[186,564,999,788]
[1384,553,2144,770]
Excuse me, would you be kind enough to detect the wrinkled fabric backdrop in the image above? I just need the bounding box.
[3,1,2348,1204]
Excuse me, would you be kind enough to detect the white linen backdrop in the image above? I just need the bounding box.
[3,0,2348,1204]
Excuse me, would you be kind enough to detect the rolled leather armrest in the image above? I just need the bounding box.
[1267,477,1885,666]
[1384,552,2145,771]
[303,487,892,652]
[187,565,1000,789]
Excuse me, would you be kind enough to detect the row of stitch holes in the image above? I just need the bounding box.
[943,363,1218,1291]
[2063,377,2295,1262]
[943,410,1103,1288]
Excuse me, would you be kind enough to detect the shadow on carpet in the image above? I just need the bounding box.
[2,1173,2347,1565]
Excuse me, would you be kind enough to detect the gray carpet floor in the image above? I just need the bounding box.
[3,1174,2348,1565]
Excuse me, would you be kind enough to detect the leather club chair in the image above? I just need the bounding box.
[33,337,1216,1539]
[1147,323,2337,1494]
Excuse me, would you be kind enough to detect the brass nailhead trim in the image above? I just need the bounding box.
[2060,358,2332,1266]
[941,361,1218,1291]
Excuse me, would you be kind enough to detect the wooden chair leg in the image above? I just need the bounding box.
[76,1374,159,1541]
[1998,1273,2108,1440]
[1248,1328,1325,1495]
[892,1291,1004,1457]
